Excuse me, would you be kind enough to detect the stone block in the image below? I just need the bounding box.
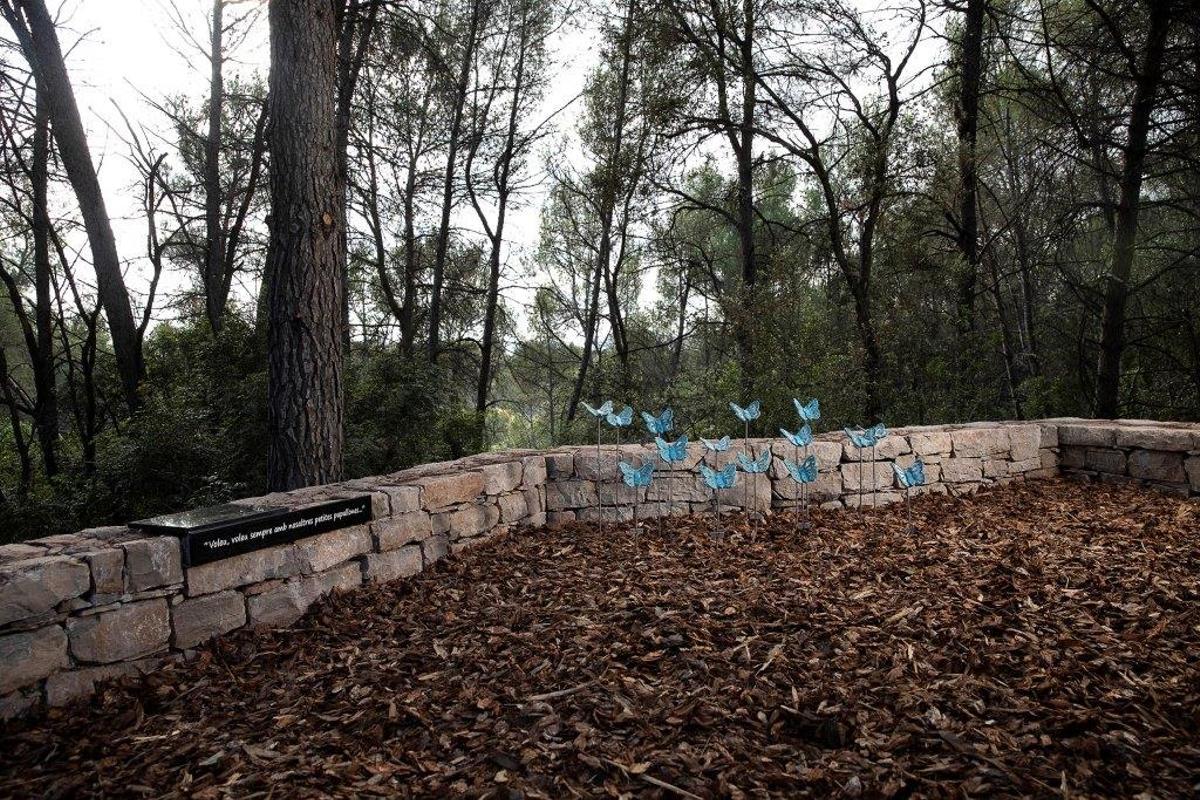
[1008,427,1042,461]
[645,474,708,504]
[845,491,903,509]
[379,484,421,514]
[449,503,501,539]
[171,590,246,649]
[483,461,523,495]
[545,451,574,479]
[247,562,360,628]
[841,461,894,492]
[423,534,450,565]
[982,458,1010,479]
[186,545,299,597]
[1114,426,1195,452]
[573,448,623,481]
[874,435,911,460]
[714,475,772,512]
[0,556,90,627]
[375,512,432,551]
[772,469,843,502]
[67,599,169,664]
[0,625,68,694]
[294,525,372,573]
[45,661,143,707]
[361,546,423,583]
[940,458,983,483]
[498,491,529,523]
[431,512,451,536]
[909,431,953,456]
[1010,458,1042,474]
[952,428,1010,458]
[523,486,544,514]
[521,455,547,487]
[524,511,547,528]
[79,548,124,597]
[1058,423,1115,447]
[120,538,182,593]
[1085,448,1126,475]
[0,543,46,563]
[577,505,635,523]
[1059,446,1086,470]
[1127,450,1185,484]
[546,511,576,526]
[1186,457,1199,492]
[545,480,596,511]
[416,472,485,511]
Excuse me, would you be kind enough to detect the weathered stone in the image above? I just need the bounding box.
[982,458,1010,479]
[772,469,843,502]
[874,435,911,460]
[845,491,903,509]
[1186,457,1200,492]
[545,480,596,511]
[523,486,544,515]
[294,525,372,573]
[78,548,124,597]
[449,503,501,539]
[1010,457,1042,474]
[423,534,450,564]
[840,461,894,492]
[0,688,37,720]
[940,458,983,483]
[120,538,182,592]
[909,431,953,456]
[0,543,45,563]
[431,512,451,536]
[416,472,485,510]
[374,512,432,551]
[1058,423,1115,447]
[1114,426,1195,452]
[1059,447,1086,470]
[1085,448,1126,475]
[171,590,246,649]
[498,491,529,523]
[1127,450,1185,484]
[546,511,576,526]
[67,599,169,664]
[545,451,574,479]
[644,474,708,504]
[521,455,547,487]
[573,449,623,481]
[0,556,90,627]
[1008,427,1042,461]
[0,625,68,694]
[186,544,299,597]
[379,484,421,514]
[524,511,547,528]
[578,505,635,522]
[44,662,141,707]
[952,428,1010,458]
[361,546,423,583]
[246,562,360,627]
[483,461,523,495]
[714,475,772,512]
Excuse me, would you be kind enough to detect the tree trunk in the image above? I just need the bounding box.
[203,0,226,334]
[32,89,57,476]
[955,0,985,331]
[12,0,143,409]
[428,0,483,363]
[266,0,345,491]
[1094,0,1171,418]
[733,0,756,396]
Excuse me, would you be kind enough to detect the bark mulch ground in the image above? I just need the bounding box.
[2,478,1199,799]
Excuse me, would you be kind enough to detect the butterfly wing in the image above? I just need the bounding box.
[717,435,729,450]
[796,423,813,446]
[730,401,746,421]
[870,423,888,443]
[698,464,717,489]
[799,398,820,421]
[754,448,771,472]
[635,462,655,486]
[780,428,797,446]
[844,427,866,448]
[718,463,738,488]
[661,408,674,433]
[618,461,638,486]
[582,402,600,417]
[654,436,671,461]
[908,460,925,486]
[671,435,689,461]
[747,400,761,420]
[736,451,754,470]
[618,406,633,426]
[800,455,818,482]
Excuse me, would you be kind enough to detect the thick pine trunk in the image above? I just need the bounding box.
[266,0,345,491]
[15,0,142,409]
[203,0,226,334]
[32,90,57,476]
[955,0,985,331]
[1094,0,1171,418]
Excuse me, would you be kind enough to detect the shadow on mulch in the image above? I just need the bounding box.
[2,478,1199,799]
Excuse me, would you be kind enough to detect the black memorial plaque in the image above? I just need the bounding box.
[132,496,374,566]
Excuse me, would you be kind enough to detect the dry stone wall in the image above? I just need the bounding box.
[1,418,1196,718]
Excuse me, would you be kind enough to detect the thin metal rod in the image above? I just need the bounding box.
[596,416,603,533]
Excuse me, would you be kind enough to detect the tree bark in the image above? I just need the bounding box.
[10,0,143,409]
[203,0,227,334]
[1094,0,1171,418]
[266,0,345,490]
[32,89,56,476]
[428,0,483,363]
[955,0,985,331]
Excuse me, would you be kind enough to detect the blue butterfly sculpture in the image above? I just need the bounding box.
[844,423,888,449]
[701,435,731,452]
[730,400,761,422]
[606,405,633,428]
[582,400,613,418]
[736,448,772,473]
[784,455,819,484]
[655,435,689,463]
[893,458,925,532]
[780,424,813,448]
[642,408,674,435]
[892,459,925,488]
[619,460,654,530]
[699,463,738,490]
[794,397,821,422]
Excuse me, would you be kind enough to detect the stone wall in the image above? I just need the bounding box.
[1,418,1196,718]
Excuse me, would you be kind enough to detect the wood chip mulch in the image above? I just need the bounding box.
[2,478,1199,799]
